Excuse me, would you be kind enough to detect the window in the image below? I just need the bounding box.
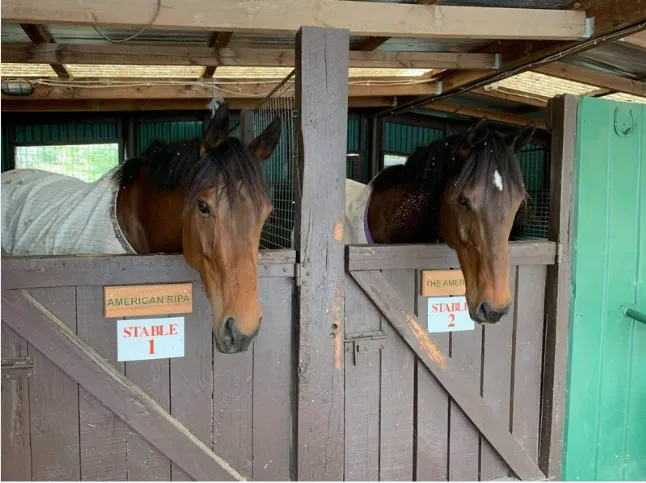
[383,153,408,168]
[14,143,120,183]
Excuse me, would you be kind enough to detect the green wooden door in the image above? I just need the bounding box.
[564,97,646,481]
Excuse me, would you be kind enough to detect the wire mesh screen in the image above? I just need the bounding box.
[252,70,297,250]
[513,144,551,240]
[14,143,120,182]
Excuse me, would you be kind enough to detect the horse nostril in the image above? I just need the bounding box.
[477,301,508,323]
[222,317,238,346]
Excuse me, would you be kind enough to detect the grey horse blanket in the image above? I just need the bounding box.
[1,167,136,256]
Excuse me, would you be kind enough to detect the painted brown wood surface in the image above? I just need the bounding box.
[170,286,214,481]
[125,352,171,480]
[346,241,556,271]
[343,275,382,481]
[1,323,31,481]
[448,314,483,480]
[379,270,415,481]
[76,285,128,481]
[480,268,517,480]
[2,251,296,290]
[415,267,450,480]
[1,289,244,481]
[513,265,548,464]
[26,287,80,481]
[252,278,294,480]
[294,26,348,481]
[540,94,577,479]
[350,270,545,481]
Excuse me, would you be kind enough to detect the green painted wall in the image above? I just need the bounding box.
[564,97,646,481]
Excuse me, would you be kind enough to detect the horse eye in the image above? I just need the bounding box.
[198,200,210,215]
[458,196,470,209]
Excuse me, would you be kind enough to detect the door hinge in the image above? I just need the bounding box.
[2,357,34,381]
[344,330,386,366]
[295,263,302,286]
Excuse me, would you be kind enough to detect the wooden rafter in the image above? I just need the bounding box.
[472,87,548,108]
[19,24,69,78]
[403,0,646,111]
[201,31,233,78]
[534,61,646,98]
[1,0,589,40]
[620,31,646,50]
[421,99,546,129]
[1,43,500,70]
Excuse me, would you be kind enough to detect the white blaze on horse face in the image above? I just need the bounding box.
[493,170,503,192]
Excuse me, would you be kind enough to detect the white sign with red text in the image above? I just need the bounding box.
[427,296,474,333]
[117,317,185,362]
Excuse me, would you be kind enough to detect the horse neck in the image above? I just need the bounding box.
[116,175,185,254]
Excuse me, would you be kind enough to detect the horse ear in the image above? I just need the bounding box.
[201,102,230,153]
[249,116,281,161]
[507,123,536,152]
[466,117,489,146]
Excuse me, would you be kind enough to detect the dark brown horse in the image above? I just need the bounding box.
[112,103,280,353]
[363,118,535,323]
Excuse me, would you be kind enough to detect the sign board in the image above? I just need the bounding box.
[104,283,192,318]
[421,270,466,297]
[427,295,474,333]
[117,317,185,362]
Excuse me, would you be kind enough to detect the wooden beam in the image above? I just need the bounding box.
[533,61,646,97]
[19,24,70,78]
[421,99,546,129]
[349,270,546,481]
[201,31,233,78]
[1,0,590,40]
[473,86,548,108]
[0,96,395,112]
[403,0,646,111]
[0,80,441,100]
[1,43,500,70]
[620,31,646,50]
[1,289,244,482]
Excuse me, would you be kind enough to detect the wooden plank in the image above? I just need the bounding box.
[170,285,214,480]
[76,286,127,481]
[125,351,171,480]
[415,270,450,480]
[213,333,253,479]
[1,0,589,40]
[1,322,31,481]
[252,278,294,480]
[346,241,556,272]
[350,270,545,481]
[423,99,547,129]
[534,62,646,98]
[294,26,348,481]
[1,96,395,113]
[104,283,193,318]
[512,265,547,465]
[4,81,442,101]
[473,87,549,108]
[379,270,415,481]
[448,314,482,480]
[1,252,296,290]
[480,268,517,480]
[343,274,382,481]
[1,289,244,481]
[620,31,646,50]
[421,269,465,297]
[539,94,577,479]
[2,42,499,70]
[27,287,80,481]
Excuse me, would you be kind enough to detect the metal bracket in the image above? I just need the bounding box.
[344,330,386,366]
[295,263,302,286]
[2,357,34,381]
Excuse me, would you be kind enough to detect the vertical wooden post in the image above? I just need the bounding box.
[539,94,577,479]
[294,26,349,480]
[239,108,254,144]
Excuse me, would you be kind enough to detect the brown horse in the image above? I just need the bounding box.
[114,103,280,353]
[358,118,535,323]
[1,102,280,354]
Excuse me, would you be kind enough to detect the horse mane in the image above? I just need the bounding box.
[113,137,268,214]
